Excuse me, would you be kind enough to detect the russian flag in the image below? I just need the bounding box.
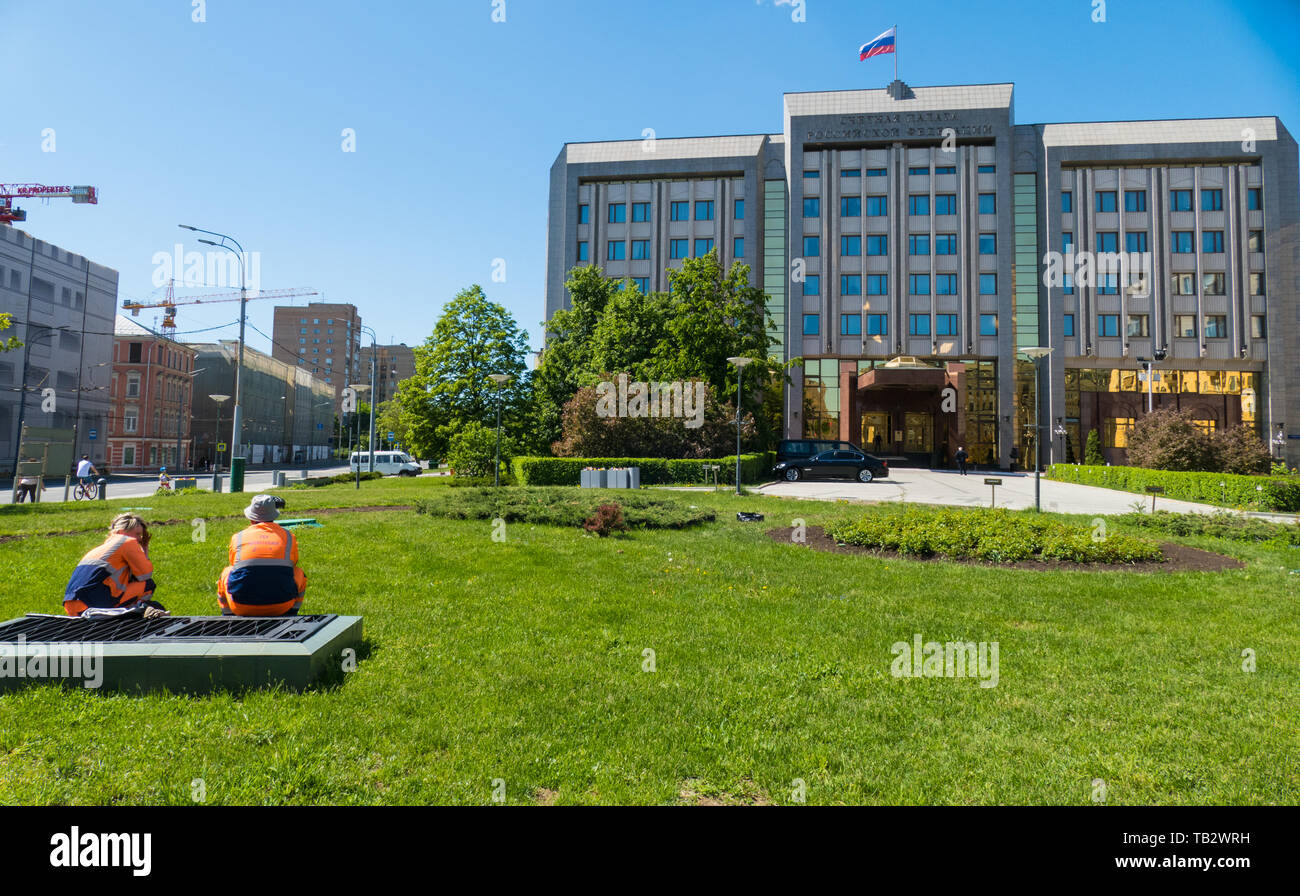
[859,27,896,61]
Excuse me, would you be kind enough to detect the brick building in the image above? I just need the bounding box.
[107,316,197,471]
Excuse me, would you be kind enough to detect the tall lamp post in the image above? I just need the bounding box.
[209,394,230,488]
[349,383,369,489]
[359,326,379,473]
[1137,348,1168,414]
[726,356,753,496]
[488,373,510,487]
[180,225,247,472]
[1020,347,1053,511]
[1273,423,1287,462]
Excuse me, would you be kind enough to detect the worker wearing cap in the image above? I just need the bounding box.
[64,513,164,617]
[217,495,307,616]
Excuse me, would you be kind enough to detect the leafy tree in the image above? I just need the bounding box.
[1211,425,1273,475]
[0,313,20,352]
[394,285,530,461]
[552,383,755,458]
[1125,409,1216,471]
[1084,430,1104,465]
[446,419,515,478]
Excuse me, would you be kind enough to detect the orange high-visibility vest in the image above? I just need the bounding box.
[217,523,306,616]
[64,534,154,616]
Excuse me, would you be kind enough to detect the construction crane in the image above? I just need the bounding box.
[0,184,98,224]
[123,281,318,338]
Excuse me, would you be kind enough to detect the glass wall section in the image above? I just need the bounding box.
[763,180,788,361]
[965,360,999,467]
[1012,174,1040,351]
[802,358,840,439]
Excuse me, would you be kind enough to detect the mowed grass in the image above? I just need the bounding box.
[0,478,1297,805]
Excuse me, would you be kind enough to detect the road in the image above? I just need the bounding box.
[2,465,353,505]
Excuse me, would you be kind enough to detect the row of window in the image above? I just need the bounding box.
[802,313,999,337]
[579,238,743,262]
[1065,229,1263,255]
[1060,269,1264,297]
[802,233,997,257]
[1069,313,1266,340]
[582,199,745,225]
[804,165,995,179]
[1062,188,1263,214]
[803,194,996,218]
[801,273,998,297]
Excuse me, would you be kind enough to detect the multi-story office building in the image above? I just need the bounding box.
[108,316,198,471]
[0,226,117,472]
[189,341,334,467]
[546,81,1299,468]
[360,343,416,407]
[270,302,363,409]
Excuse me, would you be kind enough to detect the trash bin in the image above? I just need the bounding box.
[96,478,108,500]
[627,467,640,490]
[230,457,246,493]
[174,477,197,490]
[212,473,223,494]
[608,468,628,489]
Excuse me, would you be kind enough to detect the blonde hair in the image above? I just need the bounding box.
[110,513,147,536]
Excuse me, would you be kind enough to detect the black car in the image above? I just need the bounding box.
[773,449,889,483]
[776,438,859,466]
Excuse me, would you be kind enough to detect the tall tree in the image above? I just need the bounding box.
[0,313,20,352]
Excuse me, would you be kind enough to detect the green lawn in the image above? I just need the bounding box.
[1,478,1296,805]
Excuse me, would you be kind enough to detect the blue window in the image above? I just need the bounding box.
[979,233,996,254]
[909,167,929,176]
[1172,231,1194,253]
[803,170,820,179]
[607,241,625,261]
[670,201,689,221]
[1097,314,1119,337]
[1125,231,1148,253]
[866,168,887,177]
[694,238,714,256]
[1063,314,1075,337]
[803,236,820,257]
[1124,190,1147,212]
[1202,231,1224,253]
[935,234,957,255]
[734,199,744,219]
[576,241,588,262]
[935,274,957,295]
[979,314,997,336]
[1098,273,1118,295]
[1170,190,1192,211]
[909,274,930,295]
[979,274,997,295]
[1061,191,1073,213]
[841,235,861,256]
[695,200,714,221]
[978,165,996,174]
[935,166,956,175]
[866,235,888,255]
[733,237,744,258]
[802,314,820,335]
[978,193,996,214]
[608,203,625,223]
[632,202,650,222]
[866,196,887,216]
[803,197,820,218]
[909,195,930,216]
[841,169,861,178]
[578,204,590,224]
[936,314,958,336]
[803,275,820,296]
[841,275,861,295]
[1095,191,1117,213]
[866,314,888,335]
[909,234,930,256]
[632,277,649,293]
[841,196,861,217]
[1062,232,1074,252]
[866,275,888,295]
[908,314,930,336]
[1205,315,1227,338]
[1096,232,1118,253]
[669,239,688,259]
[935,194,956,215]
[1201,189,1222,212]
[1247,188,1262,210]
[1063,271,1074,295]
[631,240,650,260]
[840,314,861,336]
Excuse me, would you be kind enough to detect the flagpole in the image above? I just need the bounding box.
[894,24,898,82]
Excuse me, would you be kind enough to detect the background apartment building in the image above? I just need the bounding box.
[361,343,415,407]
[546,81,1299,468]
[271,302,363,409]
[0,225,117,472]
[107,316,197,471]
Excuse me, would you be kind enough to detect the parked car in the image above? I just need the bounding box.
[775,438,861,467]
[348,451,422,476]
[773,449,889,483]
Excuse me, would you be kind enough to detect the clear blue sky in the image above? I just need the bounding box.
[2,0,1297,355]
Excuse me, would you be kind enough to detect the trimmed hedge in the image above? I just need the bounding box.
[289,471,384,488]
[1116,510,1300,546]
[414,487,715,530]
[511,453,776,487]
[1047,464,1300,512]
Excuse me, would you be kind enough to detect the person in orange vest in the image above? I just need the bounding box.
[217,495,307,616]
[63,513,167,617]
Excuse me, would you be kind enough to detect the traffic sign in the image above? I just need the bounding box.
[317,422,324,430]
[387,431,395,440]
[217,442,227,452]
[88,429,97,441]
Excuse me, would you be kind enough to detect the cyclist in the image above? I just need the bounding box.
[75,456,98,490]
[157,466,171,491]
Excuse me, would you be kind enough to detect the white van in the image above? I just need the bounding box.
[349,451,422,477]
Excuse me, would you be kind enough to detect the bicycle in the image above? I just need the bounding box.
[73,479,97,501]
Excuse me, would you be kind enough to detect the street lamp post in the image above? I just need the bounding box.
[1020,347,1053,511]
[209,394,230,487]
[1136,348,1167,415]
[488,374,510,486]
[360,326,379,473]
[1273,424,1287,462]
[349,383,369,489]
[726,356,753,496]
[180,225,247,473]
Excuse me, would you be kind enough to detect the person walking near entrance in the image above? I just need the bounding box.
[955,446,969,476]
[1009,444,1020,473]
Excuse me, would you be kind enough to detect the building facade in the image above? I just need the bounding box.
[107,317,198,471]
[546,82,1299,468]
[0,225,117,472]
[360,343,415,407]
[271,302,363,409]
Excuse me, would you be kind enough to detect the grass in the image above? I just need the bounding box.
[1,478,1297,805]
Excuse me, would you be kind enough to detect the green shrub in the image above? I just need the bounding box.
[448,474,517,488]
[1116,510,1300,545]
[511,453,775,486]
[289,471,384,489]
[447,421,514,479]
[1046,464,1300,512]
[414,487,715,530]
[582,503,628,537]
[1085,430,1104,466]
[825,506,1162,565]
